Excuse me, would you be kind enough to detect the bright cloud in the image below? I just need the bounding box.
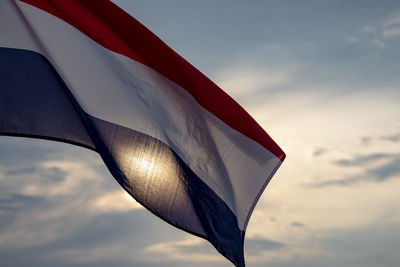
[212,51,400,263]
[215,66,291,98]
[90,190,143,214]
[145,237,226,263]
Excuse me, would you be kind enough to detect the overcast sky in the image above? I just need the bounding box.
[1,1,400,266]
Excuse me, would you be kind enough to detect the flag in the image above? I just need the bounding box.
[0,0,285,265]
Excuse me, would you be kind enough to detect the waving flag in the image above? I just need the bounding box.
[0,0,285,265]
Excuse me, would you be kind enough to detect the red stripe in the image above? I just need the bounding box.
[18,0,285,161]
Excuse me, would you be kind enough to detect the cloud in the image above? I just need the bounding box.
[315,154,400,187]
[245,238,285,255]
[368,158,400,182]
[145,237,227,264]
[0,139,148,252]
[4,166,39,176]
[0,193,43,213]
[308,223,400,267]
[345,13,400,48]
[0,137,55,166]
[360,136,371,145]
[291,222,305,228]
[2,2,400,266]
[382,15,400,38]
[0,148,181,267]
[383,27,400,38]
[144,236,286,265]
[381,132,400,142]
[0,207,186,267]
[1,138,216,267]
[332,153,397,167]
[313,148,328,157]
[0,193,44,231]
[215,66,291,98]
[89,190,143,214]
[356,133,400,147]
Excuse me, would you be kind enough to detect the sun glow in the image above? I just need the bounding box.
[136,155,156,176]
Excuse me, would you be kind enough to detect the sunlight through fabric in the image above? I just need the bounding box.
[0,0,285,265]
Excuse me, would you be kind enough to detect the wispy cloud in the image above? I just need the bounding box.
[215,66,291,98]
[381,132,400,142]
[89,190,143,214]
[313,148,328,158]
[291,222,305,228]
[314,154,400,187]
[246,238,285,254]
[346,13,400,48]
[367,158,400,182]
[332,153,398,167]
[382,15,400,38]
[145,237,226,263]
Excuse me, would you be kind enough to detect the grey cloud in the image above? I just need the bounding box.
[332,153,397,167]
[0,246,161,267]
[357,134,398,146]
[53,210,184,250]
[4,166,38,176]
[172,242,216,255]
[261,223,400,267]
[0,136,100,168]
[0,192,190,267]
[0,137,54,166]
[311,224,400,267]
[368,158,400,182]
[0,193,44,212]
[291,222,305,228]
[312,177,357,187]
[313,148,328,157]
[245,238,285,255]
[381,132,400,142]
[3,166,66,182]
[0,194,44,230]
[0,139,194,267]
[0,165,68,198]
[153,236,285,259]
[360,136,371,145]
[315,155,400,187]
[3,210,192,267]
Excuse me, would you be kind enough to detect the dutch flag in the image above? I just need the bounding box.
[0,0,285,266]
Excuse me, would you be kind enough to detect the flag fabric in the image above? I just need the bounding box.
[0,0,285,265]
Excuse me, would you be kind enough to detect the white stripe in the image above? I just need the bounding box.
[1,0,281,230]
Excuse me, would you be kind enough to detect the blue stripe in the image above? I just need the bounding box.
[0,47,245,266]
[0,47,93,149]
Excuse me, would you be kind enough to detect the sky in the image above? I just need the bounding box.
[1,0,400,266]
